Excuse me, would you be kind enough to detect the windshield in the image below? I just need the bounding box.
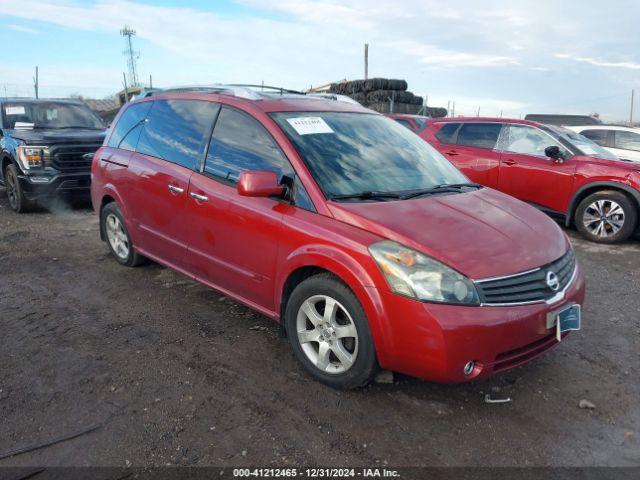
[546,125,618,160]
[272,112,467,198]
[2,102,105,130]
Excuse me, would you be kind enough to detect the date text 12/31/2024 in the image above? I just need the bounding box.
[233,468,400,478]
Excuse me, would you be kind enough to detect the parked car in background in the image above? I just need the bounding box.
[567,125,640,163]
[92,87,584,388]
[387,113,430,132]
[524,114,602,126]
[410,116,640,243]
[0,98,107,212]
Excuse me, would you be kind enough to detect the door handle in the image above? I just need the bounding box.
[168,185,184,194]
[189,192,208,202]
[444,150,459,156]
[503,159,517,166]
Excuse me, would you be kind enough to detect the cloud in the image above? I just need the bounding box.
[7,23,38,34]
[1,0,640,120]
[428,95,529,117]
[555,53,640,70]
[384,40,518,68]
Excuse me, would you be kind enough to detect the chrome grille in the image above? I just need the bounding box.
[50,144,101,173]
[475,250,576,305]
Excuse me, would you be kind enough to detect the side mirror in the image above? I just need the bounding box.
[238,170,284,198]
[545,145,563,163]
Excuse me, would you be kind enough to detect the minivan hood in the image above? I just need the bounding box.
[8,128,106,145]
[328,188,568,280]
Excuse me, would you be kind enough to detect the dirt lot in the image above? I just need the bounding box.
[0,193,639,469]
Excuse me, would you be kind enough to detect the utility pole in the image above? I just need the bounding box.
[452,101,456,117]
[630,89,635,125]
[121,25,139,87]
[122,72,129,103]
[33,66,39,99]
[447,100,451,117]
[387,91,395,113]
[149,74,153,89]
[364,43,369,80]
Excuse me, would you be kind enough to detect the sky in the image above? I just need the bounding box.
[1,0,640,120]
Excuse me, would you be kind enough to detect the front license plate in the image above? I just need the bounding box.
[547,304,581,341]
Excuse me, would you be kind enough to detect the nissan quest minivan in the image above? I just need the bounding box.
[91,86,585,389]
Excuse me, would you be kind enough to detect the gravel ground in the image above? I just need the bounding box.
[0,193,638,468]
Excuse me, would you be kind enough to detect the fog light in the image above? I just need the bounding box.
[30,176,51,183]
[463,361,475,376]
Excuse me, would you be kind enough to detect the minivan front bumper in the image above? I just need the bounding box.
[370,263,586,383]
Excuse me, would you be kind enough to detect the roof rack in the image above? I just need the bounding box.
[305,93,361,105]
[140,84,361,105]
[224,84,305,95]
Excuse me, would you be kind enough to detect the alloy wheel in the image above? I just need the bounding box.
[582,199,625,239]
[105,213,130,260]
[296,294,358,374]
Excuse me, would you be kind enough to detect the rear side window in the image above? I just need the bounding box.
[394,119,414,130]
[137,99,218,169]
[581,129,610,147]
[204,107,291,183]
[614,130,640,151]
[434,122,460,144]
[108,102,152,151]
[456,123,502,149]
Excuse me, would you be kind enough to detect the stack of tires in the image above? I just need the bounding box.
[329,78,426,115]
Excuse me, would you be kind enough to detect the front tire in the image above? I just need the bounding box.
[100,202,145,267]
[4,164,35,213]
[575,190,637,243]
[284,273,378,389]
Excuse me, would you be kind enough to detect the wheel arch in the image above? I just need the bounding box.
[565,181,640,227]
[1,154,15,179]
[97,186,135,243]
[98,194,117,241]
[275,246,391,362]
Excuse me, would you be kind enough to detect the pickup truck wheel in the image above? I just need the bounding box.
[575,190,637,243]
[5,164,35,213]
[284,273,378,389]
[101,202,145,267]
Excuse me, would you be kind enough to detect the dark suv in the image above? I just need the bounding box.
[0,99,107,212]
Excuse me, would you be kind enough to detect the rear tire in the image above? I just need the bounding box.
[284,273,378,389]
[4,164,35,213]
[575,190,637,243]
[100,202,146,267]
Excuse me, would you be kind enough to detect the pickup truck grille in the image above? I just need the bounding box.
[50,144,101,173]
[475,250,576,305]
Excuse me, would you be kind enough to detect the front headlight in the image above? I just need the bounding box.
[369,240,480,305]
[17,146,48,169]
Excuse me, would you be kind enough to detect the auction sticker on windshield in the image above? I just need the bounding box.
[286,117,334,135]
[5,106,26,115]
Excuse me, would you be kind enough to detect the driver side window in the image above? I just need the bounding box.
[504,125,566,158]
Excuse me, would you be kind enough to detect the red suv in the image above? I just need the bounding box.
[92,87,585,388]
[397,115,640,244]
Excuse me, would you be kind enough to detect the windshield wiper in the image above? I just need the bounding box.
[330,191,403,201]
[401,183,483,200]
[54,126,103,130]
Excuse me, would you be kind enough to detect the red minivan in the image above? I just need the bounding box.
[391,115,640,244]
[92,87,585,389]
